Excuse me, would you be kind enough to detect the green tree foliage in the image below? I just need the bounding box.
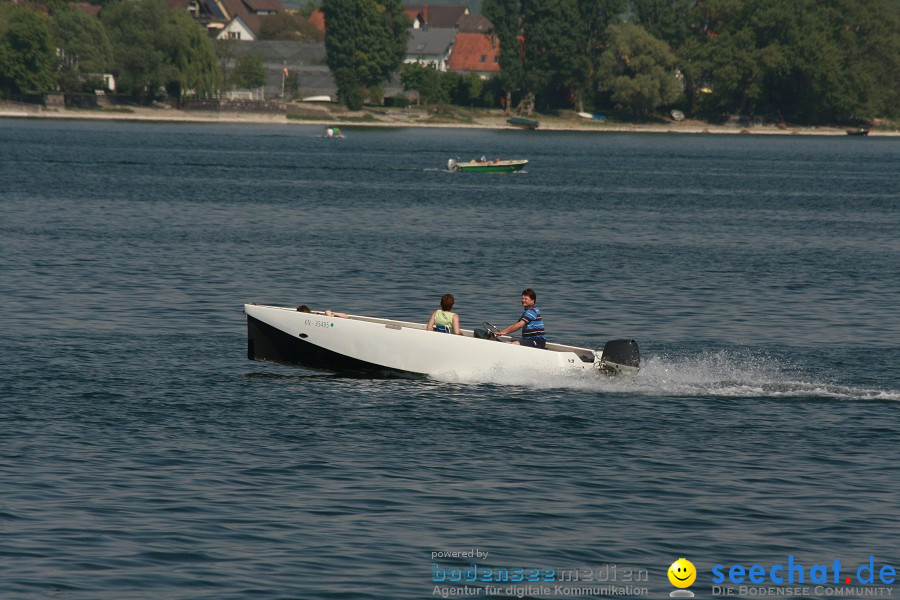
[400,65,494,108]
[322,0,409,109]
[598,24,680,119]
[233,53,266,89]
[52,7,114,93]
[577,0,626,110]
[484,0,624,113]
[0,5,56,97]
[453,72,484,107]
[102,0,219,101]
[260,12,323,42]
[631,0,695,49]
[482,0,524,112]
[400,63,450,105]
[171,12,220,98]
[637,0,900,122]
[215,37,238,94]
[521,0,585,112]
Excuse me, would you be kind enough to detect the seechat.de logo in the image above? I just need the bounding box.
[711,556,896,586]
[669,558,697,598]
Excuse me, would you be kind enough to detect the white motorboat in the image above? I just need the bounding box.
[245,304,640,380]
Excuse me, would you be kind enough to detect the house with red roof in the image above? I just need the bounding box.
[448,32,500,78]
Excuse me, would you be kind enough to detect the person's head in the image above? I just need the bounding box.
[521,288,536,308]
[440,293,455,311]
[297,305,311,313]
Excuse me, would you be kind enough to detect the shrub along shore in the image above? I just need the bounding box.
[2,101,897,136]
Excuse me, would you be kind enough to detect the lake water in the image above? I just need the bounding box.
[1,119,898,599]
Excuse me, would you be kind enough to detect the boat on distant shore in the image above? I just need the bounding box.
[846,127,869,136]
[245,303,640,380]
[447,158,528,173]
[507,117,539,130]
[577,112,606,121]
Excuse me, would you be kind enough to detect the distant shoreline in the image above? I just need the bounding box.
[2,102,898,137]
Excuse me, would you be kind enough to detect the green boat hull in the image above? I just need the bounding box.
[507,117,540,129]
[458,163,526,173]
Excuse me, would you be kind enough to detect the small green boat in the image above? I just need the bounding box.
[448,158,528,173]
[507,117,539,129]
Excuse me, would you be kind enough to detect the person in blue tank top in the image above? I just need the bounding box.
[496,288,546,348]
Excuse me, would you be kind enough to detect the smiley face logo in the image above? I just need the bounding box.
[668,558,697,588]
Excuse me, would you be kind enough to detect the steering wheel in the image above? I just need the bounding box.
[482,321,502,338]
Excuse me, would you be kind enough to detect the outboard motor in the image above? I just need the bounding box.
[447,159,459,172]
[598,339,641,376]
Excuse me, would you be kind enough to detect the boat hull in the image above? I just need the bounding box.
[450,159,528,173]
[507,117,539,129]
[245,304,639,380]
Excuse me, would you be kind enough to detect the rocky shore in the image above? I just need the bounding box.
[2,101,897,136]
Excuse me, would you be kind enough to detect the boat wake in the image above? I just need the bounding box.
[628,352,898,401]
[433,348,900,401]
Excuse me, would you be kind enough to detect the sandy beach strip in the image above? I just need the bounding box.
[1,102,897,136]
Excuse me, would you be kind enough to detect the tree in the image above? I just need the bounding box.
[452,72,485,107]
[400,63,452,105]
[484,0,625,113]
[598,24,681,119]
[169,9,220,98]
[577,0,626,111]
[521,0,586,111]
[232,53,266,90]
[102,0,219,101]
[52,7,114,94]
[482,0,524,112]
[322,0,409,109]
[0,5,56,97]
[215,37,238,95]
[684,0,900,123]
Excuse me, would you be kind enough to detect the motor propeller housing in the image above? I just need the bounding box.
[598,339,641,375]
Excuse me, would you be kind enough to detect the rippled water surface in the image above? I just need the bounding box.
[1,119,898,599]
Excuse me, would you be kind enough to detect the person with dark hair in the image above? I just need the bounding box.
[496,288,546,348]
[296,305,348,318]
[426,293,462,335]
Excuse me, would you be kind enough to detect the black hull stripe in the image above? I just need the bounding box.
[246,315,422,378]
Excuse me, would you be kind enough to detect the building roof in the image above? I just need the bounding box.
[236,40,326,65]
[70,1,101,17]
[405,4,469,29]
[448,32,500,73]
[406,27,456,58]
[456,13,492,34]
[244,0,282,12]
[214,0,285,37]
